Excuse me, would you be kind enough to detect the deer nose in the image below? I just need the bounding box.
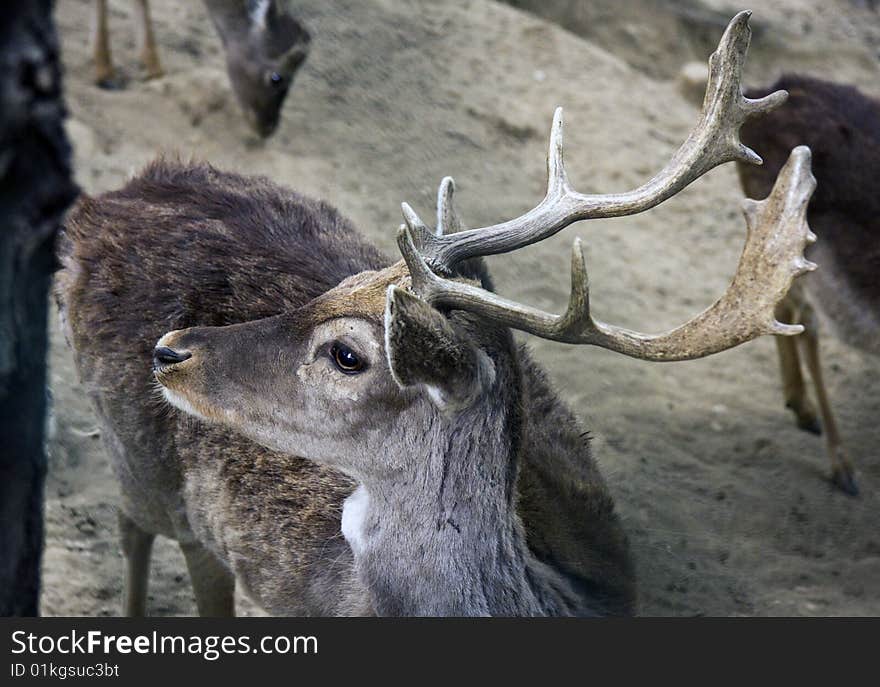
[153,346,192,369]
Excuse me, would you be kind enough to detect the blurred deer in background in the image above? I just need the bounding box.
[59,13,815,616]
[92,0,310,137]
[736,74,880,496]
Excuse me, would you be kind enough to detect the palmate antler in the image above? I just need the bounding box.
[394,11,817,362]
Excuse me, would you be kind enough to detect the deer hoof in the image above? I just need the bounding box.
[142,66,164,81]
[831,467,859,497]
[786,400,822,435]
[139,53,164,81]
[795,413,822,435]
[96,76,127,91]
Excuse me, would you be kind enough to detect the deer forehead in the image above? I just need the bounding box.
[308,261,412,322]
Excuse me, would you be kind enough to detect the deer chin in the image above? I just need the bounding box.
[158,381,239,427]
[156,377,302,457]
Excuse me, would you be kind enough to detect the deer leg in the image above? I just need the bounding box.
[774,297,821,434]
[92,0,120,89]
[798,300,858,496]
[119,511,154,616]
[134,0,163,80]
[179,541,235,617]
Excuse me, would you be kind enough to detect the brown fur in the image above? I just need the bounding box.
[737,74,880,493]
[56,158,635,615]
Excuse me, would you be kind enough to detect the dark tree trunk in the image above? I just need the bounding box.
[0,0,77,616]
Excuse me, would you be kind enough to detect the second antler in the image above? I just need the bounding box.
[394,11,817,362]
[402,10,787,274]
[399,147,816,361]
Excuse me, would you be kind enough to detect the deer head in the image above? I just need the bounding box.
[153,12,815,492]
[213,0,311,138]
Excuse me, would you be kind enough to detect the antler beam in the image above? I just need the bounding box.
[401,10,787,274]
[399,146,816,361]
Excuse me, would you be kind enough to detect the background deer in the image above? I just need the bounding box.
[92,0,310,137]
[58,13,814,615]
[735,74,880,496]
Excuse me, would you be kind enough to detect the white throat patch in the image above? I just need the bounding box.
[341,485,370,556]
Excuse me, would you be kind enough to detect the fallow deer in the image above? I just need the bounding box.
[735,74,880,496]
[92,0,311,137]
[58,12,816,615]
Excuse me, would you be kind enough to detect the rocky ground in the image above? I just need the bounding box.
[42,0,880,616]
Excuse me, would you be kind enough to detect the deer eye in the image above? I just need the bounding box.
[330,342,365,374]
[268,71,284,86]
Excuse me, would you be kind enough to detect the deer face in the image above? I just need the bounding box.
[225,2,311,138]
[152,263,502,479]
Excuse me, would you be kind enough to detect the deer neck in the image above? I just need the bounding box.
[341,380,574,617]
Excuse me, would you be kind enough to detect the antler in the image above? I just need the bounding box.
[400,147,816,361]
[400,10,787,274]
[391,10,816,362]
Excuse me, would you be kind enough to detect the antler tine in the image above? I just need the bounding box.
[403,10,788,273]
[399,189,471,297]
[400,146,817,362]
[398,176,463,256]
[436,177,461,236]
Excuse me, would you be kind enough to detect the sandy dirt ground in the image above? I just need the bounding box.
[42,0,880,616]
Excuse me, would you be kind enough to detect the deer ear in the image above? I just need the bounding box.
[384,285,495,412]
[282,44,309,73]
